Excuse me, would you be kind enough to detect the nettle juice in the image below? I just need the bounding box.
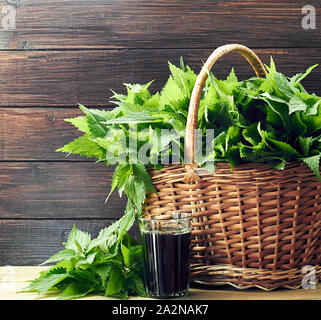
[141,230,191,298]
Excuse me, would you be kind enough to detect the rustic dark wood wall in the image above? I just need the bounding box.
[1,0,321,265]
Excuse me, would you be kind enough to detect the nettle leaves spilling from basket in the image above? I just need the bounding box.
[23,45,321,299]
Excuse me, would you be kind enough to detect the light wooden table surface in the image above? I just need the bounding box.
[1,266,321,300]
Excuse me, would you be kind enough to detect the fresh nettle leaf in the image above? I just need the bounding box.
[103,112,161,125]
[105,267,124,297]
[121,243,131,268]
[63,225,92,254]
[40,249,77,266]
[65,116,90,134]
[160,76,186,107]
[242,123,261,146]
[226,68,238,84]
[79,105,109,138]
[259,56,277,92]
[88,202,135,253]
[107,164,133,201]
[301,154,321,181]
[168,62,197,96]
[298,136,314,156]
[288,93,307,114]
[290,64,318,87]
[274,72,297,99]
[20,268,68,296]
[57,281,94,300]
[56,135,105,160]
[179,56,187,72]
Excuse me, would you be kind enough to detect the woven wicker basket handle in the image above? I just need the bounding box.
[185,44,267,166]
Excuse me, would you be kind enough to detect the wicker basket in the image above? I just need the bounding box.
[144,44,321,290]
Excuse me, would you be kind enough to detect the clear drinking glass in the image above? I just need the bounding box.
[138,212,193,299]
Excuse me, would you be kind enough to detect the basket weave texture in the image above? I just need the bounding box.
[144,44,321,290]
[145,162,321,289]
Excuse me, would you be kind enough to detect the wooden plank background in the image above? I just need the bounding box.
[1,0,321,265]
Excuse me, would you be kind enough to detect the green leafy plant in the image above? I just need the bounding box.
[58,58,321,209]
[21,207,146,299]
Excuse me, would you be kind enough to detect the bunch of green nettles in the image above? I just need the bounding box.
[57,57,321,216]
[22,57,321,299]
[21,206,146,299]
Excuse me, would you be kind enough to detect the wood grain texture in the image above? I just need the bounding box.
[1,0,321,266]
[0,220,140,265]
[2,266,321,299]
[2,0,320,49]
[0,48,320,107]
[0,108,87,161]
[0,162,127,219]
